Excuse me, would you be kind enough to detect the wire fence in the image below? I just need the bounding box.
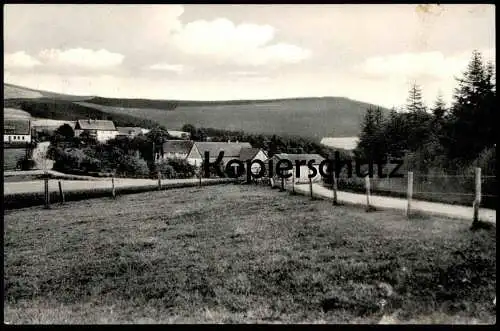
[329,172,497,209]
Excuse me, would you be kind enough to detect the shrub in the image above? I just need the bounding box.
[154,161,177,179]
[166,159,197,178]
[117,155,150,177]
[52,148,101,174]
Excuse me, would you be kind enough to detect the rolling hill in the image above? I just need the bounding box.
[4,83,389,139]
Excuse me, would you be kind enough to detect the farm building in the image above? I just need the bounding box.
[4,119,32,144]
[167,130,191,140]
[239,147,268,175]
[74,119,119,143]
[116,127,145,138]
[159,140,195,161]
[267,153,326,184]
[187,141,253,167]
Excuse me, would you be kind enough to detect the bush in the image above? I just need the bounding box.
[117,155,150,177]
[153,161,177,179]
[166,159,197,178]
[52,148,101,174]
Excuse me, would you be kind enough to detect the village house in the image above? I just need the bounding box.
[159,140,195,161]
[116,127,145,138]
[239,147,268,175]
[4,119,32,144]
[74,119,119,143]
[159,140,268,176]
[267,153,326,184]
[167,130,191,140]
[186,141,253,167]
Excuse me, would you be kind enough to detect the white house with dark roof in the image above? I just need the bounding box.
[4,119,32,144]
[239,147,268,175]
[74,119,119,143]
[159,140,195,161]
[186,141,253,167]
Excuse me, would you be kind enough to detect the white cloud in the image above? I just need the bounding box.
[147,63,185,73]
[229,71,260,76]
[4,51,41,68]
[356,48,495,80]
[37,48,124,68]
[170,18,311,66]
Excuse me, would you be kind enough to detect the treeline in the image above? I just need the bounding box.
[356,50,496,177]
[179,124,353,160]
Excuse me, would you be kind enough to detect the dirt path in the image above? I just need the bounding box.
[3,177,229,195]
[291,182,496,224]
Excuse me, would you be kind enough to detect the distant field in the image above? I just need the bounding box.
[4,82,390,139]
[4,83,93,101]
[4,107,32,119]
[78,97,382,138]
[4,185,496,324]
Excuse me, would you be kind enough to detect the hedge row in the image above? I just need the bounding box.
[3,178,237,210]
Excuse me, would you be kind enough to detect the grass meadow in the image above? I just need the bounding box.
[3,184,496,324]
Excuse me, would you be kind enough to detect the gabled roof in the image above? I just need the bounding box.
[4,119,31,135]
[117,127,143,135]
[270,153,325,165]
[239,147,263,161]
[194,142,252,158]
[162,140,195,154]
[76,119,116,131]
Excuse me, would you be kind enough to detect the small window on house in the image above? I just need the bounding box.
[22,136,25,140]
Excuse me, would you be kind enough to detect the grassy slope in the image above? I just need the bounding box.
[79,97,385,138]
[4,185,496,324]
[5,83,390,138]
[3,98,160,130]
[4,83,93,101]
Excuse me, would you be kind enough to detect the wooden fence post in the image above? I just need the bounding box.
[58,180,65,205]
[157,170,162,190]
[309,176,313,199]
[473,167,481,224]
[280,177,285,192]
[111,176,116,199]
[365,175,371,211]
[407,171,413,218]
[332,171,338,205]
[44,173,50,209]
[292,170,295,194]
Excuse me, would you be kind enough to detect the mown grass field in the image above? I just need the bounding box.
[3,184,496,324]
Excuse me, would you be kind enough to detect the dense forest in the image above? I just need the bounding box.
[356,50,496,177]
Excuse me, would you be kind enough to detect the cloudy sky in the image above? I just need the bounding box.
[4,4,495,108]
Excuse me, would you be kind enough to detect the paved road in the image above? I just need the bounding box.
[290,182,496,224]
[4,177,230,195]
[4,169,102,180]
